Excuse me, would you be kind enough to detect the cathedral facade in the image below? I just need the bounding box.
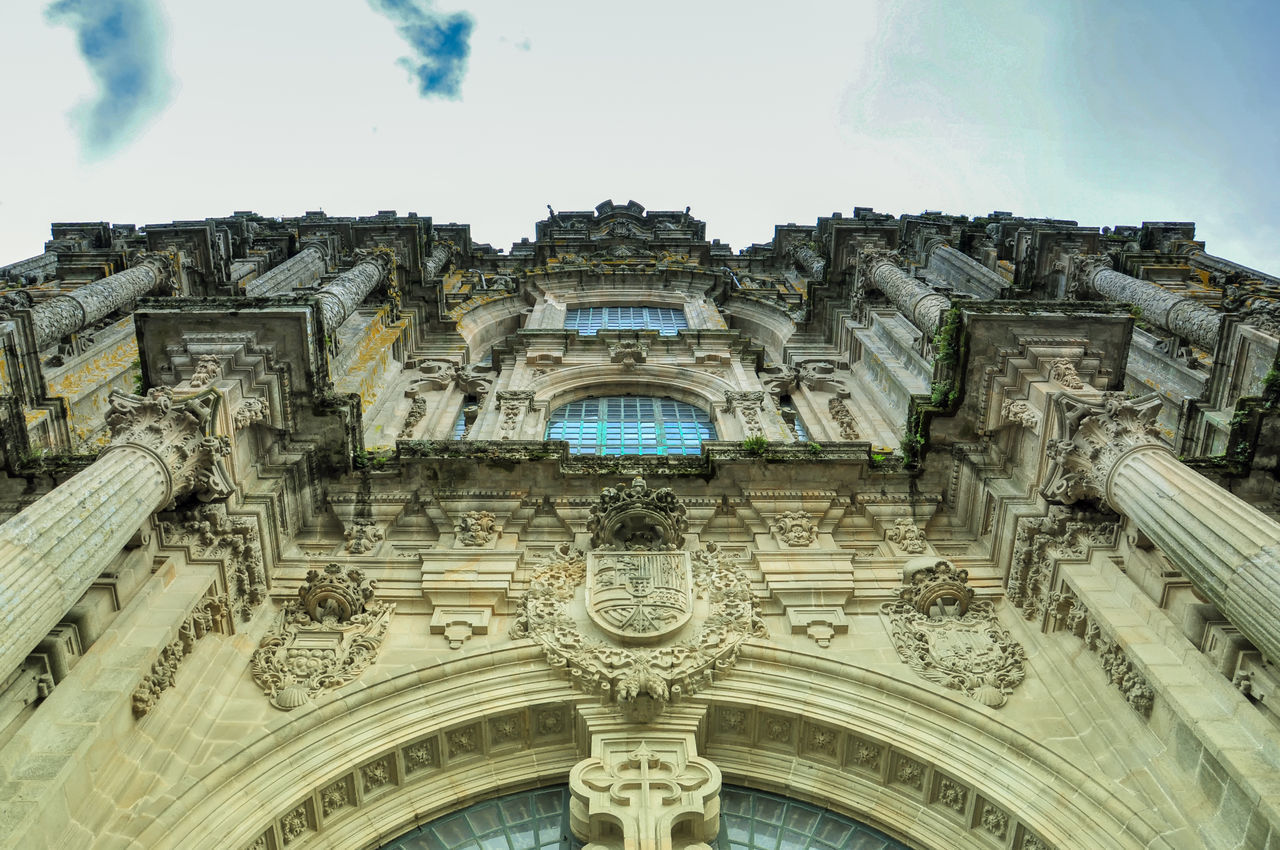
[0,201,1277,849]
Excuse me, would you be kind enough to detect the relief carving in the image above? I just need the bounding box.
[1047,358,1085,390]
[882,559,1026,708]
[886,518,927,554]
[1007,507,1118,622]
[496,389,534,439]
[250,563,393,710]
[455,510,498,546]
[514,480,764,722]
[161,504,267,622]
[1000,399,1040,431]
[828,398,860,440]
[132,593,228,718]
[724,391,766,438]
[1042,392,1164,510]
[233,397,267,430]
[770,511,818,547]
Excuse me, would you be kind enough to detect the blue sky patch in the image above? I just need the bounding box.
[369,0,473,99]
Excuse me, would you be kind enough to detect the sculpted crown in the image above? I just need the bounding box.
[899,558,974,616]
[299,563,376,624]
[588,477,688,551]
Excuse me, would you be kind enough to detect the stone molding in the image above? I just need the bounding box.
[1007,507,1119,623]
[132,592,228,718]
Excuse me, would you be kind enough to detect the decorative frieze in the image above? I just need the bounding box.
[132,593,228,718]
[250,564,393,710]
[1047,585,1154,716]
[882,559,1026,708]
[724,390,767,438]
[828,397,860,439]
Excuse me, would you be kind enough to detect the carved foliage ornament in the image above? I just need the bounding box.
[250,564,393,710]
[161,504,267,622]
[456,510,498,546]
[886,518,926,554]
[105,386,234,506]
[1042,392,1164,510]
[770,511,818,547]
[882,559,1026,708]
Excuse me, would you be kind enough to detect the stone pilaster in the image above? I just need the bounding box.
[859,250,950,336]
[0,387,232,678]
[1070,254,1222,351]
[29,253,174,349]
[245,243,328,297]
[314,250,394,329]
[1043,391,1280,667]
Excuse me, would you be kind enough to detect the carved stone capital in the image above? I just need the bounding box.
[104,387,233,506]
[1066,253,1112,295]
[1042,392,1166,510]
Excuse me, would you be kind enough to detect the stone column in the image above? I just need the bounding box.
[0,251,57,284]
[1179,245,1280,288]
[245,243,328,297]
[29,253,173,350]
[314,251,394,329]
[0,387,231,678]
[422,241,452,279]
[925,238,1005,299]
[859,250,950,336]
[1070,254,1222,351]
[1043,392,1280,665]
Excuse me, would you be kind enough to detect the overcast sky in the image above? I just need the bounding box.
[2,0,1277,274]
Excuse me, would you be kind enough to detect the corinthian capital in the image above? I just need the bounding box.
[1066,253,1113,296]
[1042,392,1164,509]
[104,387,233,506]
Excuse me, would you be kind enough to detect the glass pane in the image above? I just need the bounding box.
[565,306,687,335]
[546,396,717,456]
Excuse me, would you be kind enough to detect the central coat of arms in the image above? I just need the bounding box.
[512,477,765,721]
[587,551,693,642]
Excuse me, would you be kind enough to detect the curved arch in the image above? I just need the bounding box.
[132,644,1177,850]
[530,363,737,413]
[724,295,795,361]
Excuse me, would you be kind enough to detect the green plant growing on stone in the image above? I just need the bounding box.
[806,441,823,456]
[741,435,769,455]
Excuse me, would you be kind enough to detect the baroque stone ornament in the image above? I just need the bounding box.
[250,564,394,710]
[724,391,766,438]
[132,594,227,718]
[570,737,721,850]
[514,481,764,722]
[770,511,818,547]
[1042,392,1164,510]
[881,559,1026,708]
[455,510,498,546]
[886,518,927,554]
[588,476,688,550]
[1000,399,1040,430]
[104,386,234,506]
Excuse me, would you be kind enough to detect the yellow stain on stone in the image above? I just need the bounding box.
[342,306,408,414]
[47,339,138,399]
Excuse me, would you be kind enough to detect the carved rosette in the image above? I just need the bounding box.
[1042,392,1165,510]
[512,542,764,722]
[250,564,394,710]
[104,387,234,506]
[881,559,1026,708]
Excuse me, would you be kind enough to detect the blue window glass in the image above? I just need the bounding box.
[546,396,715,455]
[564,306,687,336]
[379,785,911,849]
[778,396,808,442]
[451,406,468,440]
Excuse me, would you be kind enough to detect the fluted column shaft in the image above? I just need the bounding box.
[1109,447,1280,664]
[927,242,1004,299]
[29,256,169,349]
[0,446,168,677]
[315,253,392,329]
[1083,262,1222,351]
[245,243,327,297]
[868,257,950,336]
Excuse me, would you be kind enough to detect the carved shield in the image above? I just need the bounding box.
[587,551,693,643]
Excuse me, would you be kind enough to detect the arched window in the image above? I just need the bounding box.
[564,306,687,336]
[546,396,716,455]
[378,785,911,849]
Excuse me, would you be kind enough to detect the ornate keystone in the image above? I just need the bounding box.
[570,736,721,850]
[882,559,1026,708]
[250,564,394,710]
[1042,392,1165,511]
[104,387,233,506]
[588,477,689,551]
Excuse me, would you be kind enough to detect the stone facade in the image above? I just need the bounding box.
[0,203,1279,848]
